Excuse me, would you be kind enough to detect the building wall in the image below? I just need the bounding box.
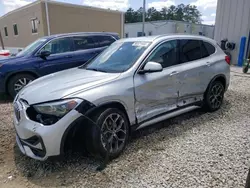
[48,2,123,37]
[214,0,250,64]
[0,1,46,48]
[124,21,214,39]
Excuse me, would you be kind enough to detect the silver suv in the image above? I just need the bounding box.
[13,34,230,160]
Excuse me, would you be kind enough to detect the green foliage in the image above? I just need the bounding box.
[125,4,202,24]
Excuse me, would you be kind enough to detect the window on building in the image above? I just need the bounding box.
[148,31,152,36]
[137,32,145,37]
[94,35,116,48]
[73,36,96,50]
[179,39,201,63]
[147,40,179,68]
[125,33,129,38]
[4,27,8,37]
[41,38,74,54]
[13,24,18,36]
[31,19,38,33]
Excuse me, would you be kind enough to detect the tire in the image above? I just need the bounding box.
[243,66,249,74]
[86,108,130,159]
[7,74,35,98]
[203,81,225,112]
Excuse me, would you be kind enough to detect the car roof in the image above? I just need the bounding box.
[119,34,216,44]
[42,32,119,40]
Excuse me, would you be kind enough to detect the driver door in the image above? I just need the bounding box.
[36,37,75,76]
[134,40,181,123]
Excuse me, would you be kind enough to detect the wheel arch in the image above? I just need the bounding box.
[5,71,39,93]
[206,74,227,92]
[60,101,131,155]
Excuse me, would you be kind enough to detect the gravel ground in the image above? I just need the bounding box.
[0,67,250,188]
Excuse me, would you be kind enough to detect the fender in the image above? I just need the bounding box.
[206,74,227,91]
[60,100,130,155]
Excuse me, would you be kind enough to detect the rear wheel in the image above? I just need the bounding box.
[86,108,129,159]
[203,81,225,112]
[7,74,35,98]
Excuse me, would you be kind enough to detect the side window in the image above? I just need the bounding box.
[41,38,73,54]
[4,27,8,37]
[31,19,38,33]
[201,41,216,58]
[95,36,116,47]
[179,39,201,63]
[13,24,18,36]
[73,36,95,51]
[147,40,179,68]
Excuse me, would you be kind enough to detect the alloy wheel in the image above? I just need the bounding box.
[101,113,127,153]
[209,83,224,109]
[14,78,33,93]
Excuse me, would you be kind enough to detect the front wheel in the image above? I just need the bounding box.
[203,81,225,112]
[7,74,35,98]
[86,108,129,159]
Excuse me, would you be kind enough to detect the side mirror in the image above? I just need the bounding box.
[39,50,51,58]
[138,61,163,74]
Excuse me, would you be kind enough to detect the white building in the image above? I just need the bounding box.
[124,20,215,39]
[214,0,250,65]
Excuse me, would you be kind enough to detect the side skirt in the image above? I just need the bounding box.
[131,103,201,131]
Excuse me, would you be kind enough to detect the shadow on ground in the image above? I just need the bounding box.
[13,99,233,187]
[0,93,12,104]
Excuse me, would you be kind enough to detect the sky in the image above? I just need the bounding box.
[0,0,217,25]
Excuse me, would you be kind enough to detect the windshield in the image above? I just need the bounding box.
[16,38,48,57]
[84,41,151,73]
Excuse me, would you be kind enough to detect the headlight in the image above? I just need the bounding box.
[33,98,82,118]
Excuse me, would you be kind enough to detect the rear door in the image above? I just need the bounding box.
[70,36,100,67]
[177,39,210,106]
[37,37,75,76]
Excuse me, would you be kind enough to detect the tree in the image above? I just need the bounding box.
[125,8,136,23]
[166,5,176,20]
[125,4,202,24]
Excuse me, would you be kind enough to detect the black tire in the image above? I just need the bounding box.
[7,74,35,98]
[86,108,129,159]
[203,81,225,112]
[243,66,249,74]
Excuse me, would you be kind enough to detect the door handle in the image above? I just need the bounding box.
[206,62,211,66]
[170,71,178,76]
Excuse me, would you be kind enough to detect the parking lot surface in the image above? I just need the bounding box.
[0,67,250,188]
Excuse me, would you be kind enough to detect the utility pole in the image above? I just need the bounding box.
[45,0,51,36]
[142,0,146,36]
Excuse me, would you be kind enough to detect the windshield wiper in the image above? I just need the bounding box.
[86,68,107,73]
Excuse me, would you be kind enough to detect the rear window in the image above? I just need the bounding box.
[73,36,95,50]
[179,39,201,63]
[94,35,116,47]
[201,41,216,58]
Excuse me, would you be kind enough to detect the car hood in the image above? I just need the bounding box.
[0,55,26,64]
[18,68,121,104]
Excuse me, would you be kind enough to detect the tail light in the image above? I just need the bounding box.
[225,55,230,65]
[0,50,10,56]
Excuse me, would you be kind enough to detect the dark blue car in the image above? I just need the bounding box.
[0,32,119,97]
